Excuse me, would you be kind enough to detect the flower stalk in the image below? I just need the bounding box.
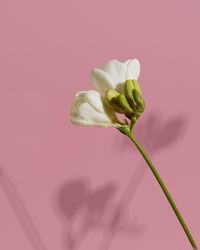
[123,127,198,250]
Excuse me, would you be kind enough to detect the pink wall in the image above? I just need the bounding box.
[0,0,199,249]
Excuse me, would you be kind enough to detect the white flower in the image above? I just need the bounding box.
[91,59,140,95]
[70,90,117,127]
[70,59,140,128]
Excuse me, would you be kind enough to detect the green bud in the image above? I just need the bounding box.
[105,89,120,102]
[110,97,126,113]
[105,89,124,113]
[132,89,145,111]
[124,80,135,109]
[118,94,133,114]
[132,79,142,95]
[124,80,134,99]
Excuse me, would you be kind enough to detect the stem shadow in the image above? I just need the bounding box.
[0,168,48,250]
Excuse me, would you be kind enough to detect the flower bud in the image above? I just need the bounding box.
[105,89,124,113]
[132,79,142,95]
[105,89,120,101]
[105,89,134,116]
[118,94,133,114]
[124,80,135,109]
[132,89,145,111]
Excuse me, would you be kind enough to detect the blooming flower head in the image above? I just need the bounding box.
[70,59,144,129]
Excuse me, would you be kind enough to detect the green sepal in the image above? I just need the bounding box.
[116,124,131,136]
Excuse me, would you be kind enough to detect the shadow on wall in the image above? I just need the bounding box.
[0,112,187,250]
[0,168,47,250]
[116,111,187,154]
[55,112,187,250]
[54,176,144,250]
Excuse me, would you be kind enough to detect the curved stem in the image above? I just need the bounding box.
[127,132,198,250]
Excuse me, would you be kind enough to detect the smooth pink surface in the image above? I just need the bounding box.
[0,0,200,249]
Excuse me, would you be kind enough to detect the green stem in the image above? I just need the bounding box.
[127,132,198,250]
[130,116,137,132]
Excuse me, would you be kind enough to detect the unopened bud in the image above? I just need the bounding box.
[132,79,142,95]
[124,80,135,109]
[105,89,124,113]
[132,89,145,111]
[105,89,119,102]
[118,94,133,114]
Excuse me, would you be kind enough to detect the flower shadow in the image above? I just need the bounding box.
[55,180,118,250]
[117,111,187,154]
[54,169,145,250]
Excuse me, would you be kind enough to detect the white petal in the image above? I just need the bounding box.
[91,69,115,96]
[78,103,113,125]
[70,90,116,128]
[81,90,105,113]
[71,118,114,127]
[100,59,127,85]
[125,59,140,80]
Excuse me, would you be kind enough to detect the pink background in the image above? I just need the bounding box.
[0,0,199,249]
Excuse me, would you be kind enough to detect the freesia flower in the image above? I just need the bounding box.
[70,59,141,128]
[69,59,198,250]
